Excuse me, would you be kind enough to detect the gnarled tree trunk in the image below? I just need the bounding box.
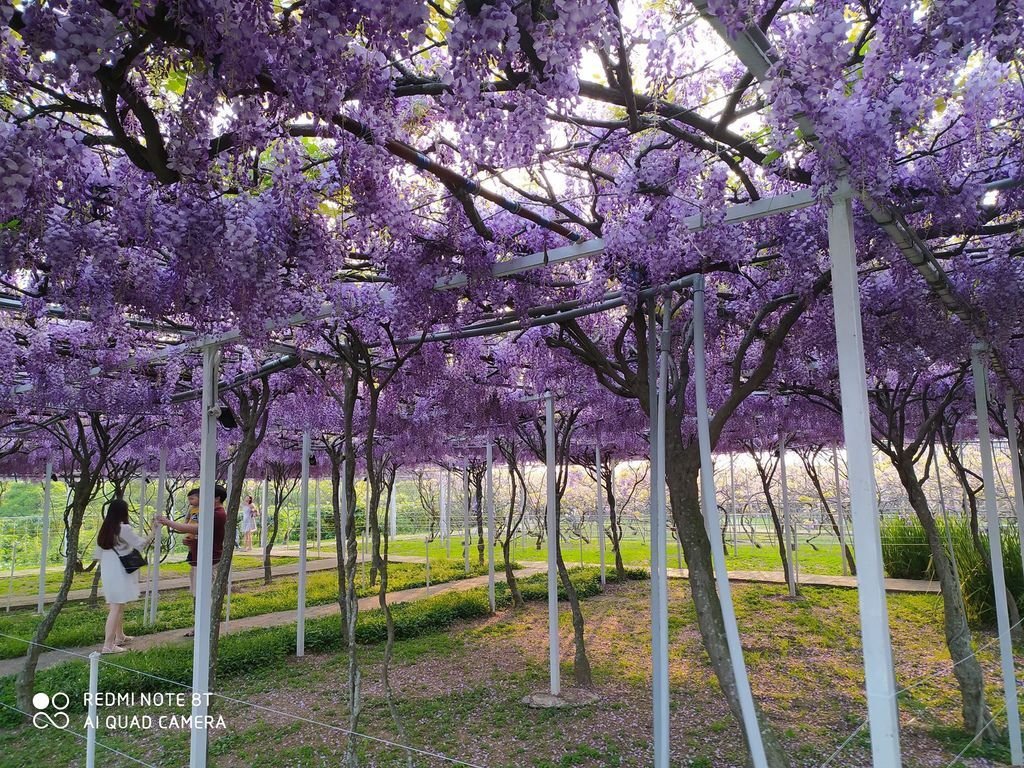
[896,459,997,739]
[667,439,790,767]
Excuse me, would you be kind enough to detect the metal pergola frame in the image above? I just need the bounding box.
[14,173,1022,768]
[6,7,1023,767]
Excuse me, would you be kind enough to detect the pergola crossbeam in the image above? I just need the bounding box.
[690,0,1018,393]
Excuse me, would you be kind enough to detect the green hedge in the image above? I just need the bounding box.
[880,515,1023,625]
[0,567,647,727]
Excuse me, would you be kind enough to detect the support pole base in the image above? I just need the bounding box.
[521,689,600,709]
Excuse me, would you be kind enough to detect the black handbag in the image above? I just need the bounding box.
[119,549,146,574]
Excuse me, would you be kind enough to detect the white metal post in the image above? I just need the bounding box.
[6,541,17,612]
[971,346,1023,764]
[440,468,449,555]
[86,650,100,768]
[828,194,902,766]
[545,390,560,697]
[260,476,269,554]
[596,443,605,588]
[933,445,961,586]
[389,478,398,539]
[579,524,584,567]
[339,460,348,571]
[1004,392,1024,582]
[363,477,370,575]
[730,453,738,555]
[140,468,148,518]
[297,430,311,657]
[486,439,496,612]
[63,484,72,572]
[694,279,769,768]
[149,447,167,625]
[779,436,797,597]
[224,470,233,625]
[140,468,150,625]
[832,444,848,577]
[445,470,452,558]
[190,343,220,768]
[648,299,671,768]
[223,470,234,563]
[463,460,471,575]
[225,566,232,626]
[315,480,321,560]
[36,460,52,614]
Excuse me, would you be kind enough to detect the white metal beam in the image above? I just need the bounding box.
[36,460,52,615]
[544,390,560,697]
[693,280,770,768]
[486,439,496,613]
[827,194,903,767]
[971,346,1023,764]
[297,429,311,657]
[434,189,817,291]
[595,443,605,588]
[189,344,219,768]
[649,300,671,768]
[690,0,1019,392]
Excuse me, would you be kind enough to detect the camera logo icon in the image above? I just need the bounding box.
[32,691,70,730]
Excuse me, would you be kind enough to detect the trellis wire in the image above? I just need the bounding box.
[0,700,160,768]
[0,631,489,768]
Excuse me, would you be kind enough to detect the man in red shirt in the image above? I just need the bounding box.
[157,485,228,636]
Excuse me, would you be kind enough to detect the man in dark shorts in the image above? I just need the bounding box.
[157,485,228,636]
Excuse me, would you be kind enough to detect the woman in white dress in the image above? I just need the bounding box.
[240,495,258,551]
[95,499,155,653]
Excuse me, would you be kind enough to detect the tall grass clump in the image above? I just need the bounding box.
[951,519,1024,626]
[879,516,934,579]
[880,514,1023,625]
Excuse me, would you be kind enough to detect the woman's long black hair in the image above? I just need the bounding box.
[97,499,130,550]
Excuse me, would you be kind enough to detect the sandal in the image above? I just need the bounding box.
[117,635,134,643]
[183,630,194,637]
[101,645,128,654]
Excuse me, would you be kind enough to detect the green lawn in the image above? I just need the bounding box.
[0,557,496,660]
[386,534,852,576]
[1,554,303,597]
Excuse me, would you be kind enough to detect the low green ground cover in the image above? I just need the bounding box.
[0,558,501,660]
[0,571,1013,767]
[0,567,639,725]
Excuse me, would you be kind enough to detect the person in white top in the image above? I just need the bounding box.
[240,495,259,551]
[95,498,156,653]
